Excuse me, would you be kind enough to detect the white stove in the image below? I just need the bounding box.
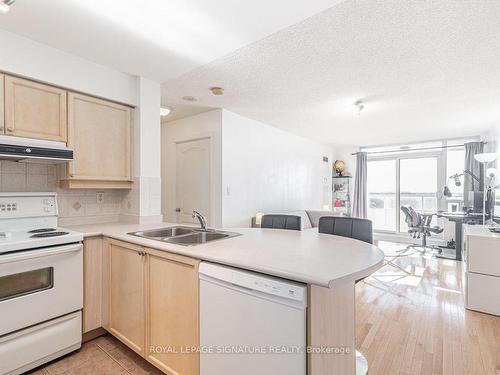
[0,192,83,375]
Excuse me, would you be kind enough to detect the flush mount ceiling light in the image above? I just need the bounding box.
[210,87,224,96]
[160,107,171,117]
[0,0,15,14]
[182,96,198,102]
[354,100,364,116]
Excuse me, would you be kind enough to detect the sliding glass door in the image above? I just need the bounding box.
[367,153,444,235]
[367,159,397,231]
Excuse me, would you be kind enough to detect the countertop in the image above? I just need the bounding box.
[463,224,500,239]
[65,222,385,288]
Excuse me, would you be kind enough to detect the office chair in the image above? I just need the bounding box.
[400,206,443,255]
[261,214,301,231]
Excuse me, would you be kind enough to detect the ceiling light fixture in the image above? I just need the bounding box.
[354,100,364,116]
[0,0,15,14]
[210,87,224,96]
[160,107,171,117]
[182,96,198,102]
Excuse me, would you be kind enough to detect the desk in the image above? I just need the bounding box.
[438,212,483,261]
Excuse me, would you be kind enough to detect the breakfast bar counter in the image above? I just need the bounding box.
[68,222,384,374]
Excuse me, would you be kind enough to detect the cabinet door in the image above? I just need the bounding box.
[147,251,200,375]
[109,240,146,356]
[83,237,103,333]
[67,92,131,181]
[0,74,4,134]
[4,75,67,142]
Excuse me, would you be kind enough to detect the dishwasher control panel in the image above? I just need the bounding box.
[199,262,307,304]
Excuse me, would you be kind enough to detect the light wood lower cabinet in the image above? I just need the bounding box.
[105,240,200,374]
[83,237,103,333]
[108,239,146,356]
[4,75,67,142]
[147,250,200,375]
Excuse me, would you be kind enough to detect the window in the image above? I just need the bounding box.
[364,138,479,234]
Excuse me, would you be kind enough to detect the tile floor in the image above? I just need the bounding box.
[27,334,162,375]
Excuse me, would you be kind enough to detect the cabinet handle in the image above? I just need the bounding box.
[6,127,13,133]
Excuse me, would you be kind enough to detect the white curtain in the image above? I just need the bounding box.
[352,152,367,218]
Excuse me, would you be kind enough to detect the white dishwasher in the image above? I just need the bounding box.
[199,262,307,375]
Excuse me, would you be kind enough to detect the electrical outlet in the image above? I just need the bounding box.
[96,191,105,204]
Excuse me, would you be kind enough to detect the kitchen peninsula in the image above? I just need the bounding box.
[69,222,385,375]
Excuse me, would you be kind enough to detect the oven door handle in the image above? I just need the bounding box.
[0,243,82,264]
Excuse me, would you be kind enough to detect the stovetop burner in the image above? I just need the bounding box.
[28,228,57,233]
[30,231,69,238]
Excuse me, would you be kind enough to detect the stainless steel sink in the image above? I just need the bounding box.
[166,231,238,245]
[129,226,195,239]
[127,226,240,246]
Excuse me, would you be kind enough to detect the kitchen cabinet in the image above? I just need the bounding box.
[108,239,146,356]
[4,75,67,142]
[105,240,200,374]
[83,237,103,334]
[147,249,200,375]
[61,92,132,189]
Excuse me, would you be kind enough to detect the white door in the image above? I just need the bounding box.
[175,138,211,224]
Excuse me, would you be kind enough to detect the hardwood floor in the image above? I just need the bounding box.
[356,241,500,375]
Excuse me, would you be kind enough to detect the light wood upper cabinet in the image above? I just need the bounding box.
[83,237,103,334]
[4,75,67,142]
[108,239,146,356]
[64,92,132,188]
[147,250,200,375]
[0,74,4,134]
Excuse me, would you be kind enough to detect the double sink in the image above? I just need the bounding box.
[127,226,241,246]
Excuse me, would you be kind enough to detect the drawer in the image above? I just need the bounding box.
[467,236,500,276]
[466,272,500,316]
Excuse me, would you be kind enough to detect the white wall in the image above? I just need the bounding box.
[121,77,162,223]
[0,29,137,105]
[221,110,333,228]
[161,110,223,226]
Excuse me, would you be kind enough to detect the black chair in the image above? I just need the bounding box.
[318,216,373,244]
[261,214,301,231]
[400,206,443,255]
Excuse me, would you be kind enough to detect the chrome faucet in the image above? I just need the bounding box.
[192,210,208,231]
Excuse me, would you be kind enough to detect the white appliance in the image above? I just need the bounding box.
[199,262,307,375]
[0,192,83,375]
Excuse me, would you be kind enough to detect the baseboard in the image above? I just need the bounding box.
[82,327,107,343]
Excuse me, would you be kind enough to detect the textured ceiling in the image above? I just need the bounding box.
[162,0,500,146]
[0,0,343,82]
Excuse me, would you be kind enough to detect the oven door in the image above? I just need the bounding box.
[0,243,83,336]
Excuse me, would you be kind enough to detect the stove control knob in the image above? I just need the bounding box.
[25,148,32,153]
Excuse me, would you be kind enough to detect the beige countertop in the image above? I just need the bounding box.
[65,222,385,288]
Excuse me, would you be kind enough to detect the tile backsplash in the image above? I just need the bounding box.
[0,160,124,225]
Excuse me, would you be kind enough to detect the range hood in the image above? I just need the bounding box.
[0,135,73,163]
